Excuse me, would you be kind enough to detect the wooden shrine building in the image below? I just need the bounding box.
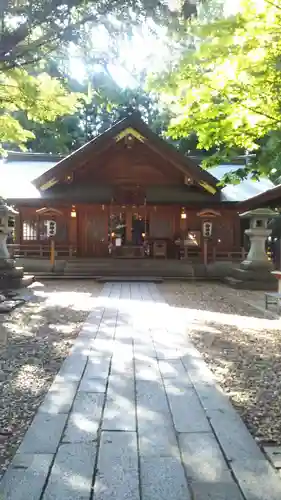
[2,113,276,264]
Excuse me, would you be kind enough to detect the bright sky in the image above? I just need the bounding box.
[69,22,174,88]
[69,0,266,88]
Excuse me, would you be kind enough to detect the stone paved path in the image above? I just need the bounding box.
[1,282,281,500]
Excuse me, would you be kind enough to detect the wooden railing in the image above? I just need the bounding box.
[183,246,247,262]
[7,244,77,259]
[211,248,247,261]
[7,244,248,262]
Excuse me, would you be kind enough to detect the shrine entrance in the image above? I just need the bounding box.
[109,205,150,258]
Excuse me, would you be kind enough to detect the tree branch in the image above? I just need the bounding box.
[264,0,281,12]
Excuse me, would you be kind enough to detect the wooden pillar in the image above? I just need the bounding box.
[203,239,208,265]
[69,206,78,247]
[15,211,21,244]
[126,207,132,243]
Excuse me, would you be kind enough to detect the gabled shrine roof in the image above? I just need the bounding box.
[0,118,276,205]
[31,113,219,193]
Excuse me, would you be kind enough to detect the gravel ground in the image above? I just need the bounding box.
[0,280,101,477]
[159,282,281,446]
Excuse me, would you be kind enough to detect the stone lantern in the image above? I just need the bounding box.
[240,208,279,270]
[0,201,18,265]
[0,200,33,290]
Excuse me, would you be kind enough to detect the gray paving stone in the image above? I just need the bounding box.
[63,413,99,443]
[264,446,281,468]
[134,343,157,359]
[208,409,264,462]
[190,481,244,500]
[137,392,178,457]
[0,454,53,500]
[136,379,170,414]
[71,392,105,415]
[43,443,97,500]
[158,359,187,378]
[110,348,134,376]
[83,356,111,380]
[138,427,179,458]
[179,432,232,482]
[93,431,139,500]
[154,346,183,360]
[134,357,161,381]
[17,413,68,454]
[102,374,136,431]
[63,393,104,442]
[163,378,193,393]
[56,353,87,382]
[231,458,281,500]
[140,456,191,500]
[78,377,107,393]
[192,380,236,414]
[70,335,96,355]
[138,410,179,457]
[39,382,78,414]
[166,386,211,433]
[181,349,215,385]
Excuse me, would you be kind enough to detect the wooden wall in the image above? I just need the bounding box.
[15,202,241,258]
[75,141,184,186]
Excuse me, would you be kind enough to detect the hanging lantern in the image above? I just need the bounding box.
[181,208,187,220]
[71,206,76,218]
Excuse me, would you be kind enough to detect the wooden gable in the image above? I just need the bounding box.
[75,139,184,186]
[32,113,219,196]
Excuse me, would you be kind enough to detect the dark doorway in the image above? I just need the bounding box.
[132,214,149,245]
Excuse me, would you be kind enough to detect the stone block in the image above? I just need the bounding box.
[102,374,136,431]
[154,346,183,360]
[193,382,235,415]
[181,350,215,385]
[179,432,231,483]
[166,386,211,433]
[136,379,170,414]
[78,377,107,393]
[0,454,53,500]
[110,346,134,376]
[208,409,263,462]
[231,458,281,500]
[140,456,191,500]
[42,443,96,500]
[163,378,193,393]
[158,359,187,378]
[264,446,281,469]
[39,382,78,414]
[134,357,161,381]
[134,342,157,359]
[83,356,111,380]
[190,481,244,500]
[93,431,139,500]
[17,413,68,454]
[63,393,104,443]
[56,353,87,382]
[208,410,281,500]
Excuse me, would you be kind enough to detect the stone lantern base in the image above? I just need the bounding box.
[0,201,34,291]
[226,267,276,290]
[225,208,279,290]
[0,260,33,290]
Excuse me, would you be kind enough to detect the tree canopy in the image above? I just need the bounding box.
[152,0,281,183]
[0,0,183,151]
[0,68,78,151]
[16,68,173,154]
[0,0,186,71]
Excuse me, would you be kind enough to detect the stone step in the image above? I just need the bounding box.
[31,273,199,281]
[96,276,163,283]
[224,276,276,291]
[22,274,35,287]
